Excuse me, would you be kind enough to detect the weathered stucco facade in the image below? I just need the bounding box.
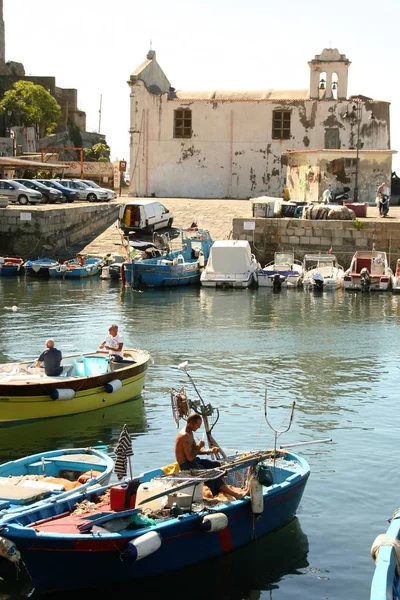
[128,49,392,200]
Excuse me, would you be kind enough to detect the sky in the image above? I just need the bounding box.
[4,0,400,171]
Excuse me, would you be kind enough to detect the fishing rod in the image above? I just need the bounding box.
[178,361,227,460]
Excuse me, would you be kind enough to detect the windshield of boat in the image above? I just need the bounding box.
[275,253,294,266]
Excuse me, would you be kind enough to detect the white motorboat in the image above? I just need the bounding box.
[392,258,400,293]
[343,250,393,291]
[200,240,260,288]
[257,252,304,288]
[302,254,345,291]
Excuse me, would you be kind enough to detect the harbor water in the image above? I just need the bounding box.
[1,275,400,599]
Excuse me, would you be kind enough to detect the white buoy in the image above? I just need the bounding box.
[104,379,123,394]
[124,531,162,561]
[50,388,76,401]
[201,512,228,532]
[250,477,264,514]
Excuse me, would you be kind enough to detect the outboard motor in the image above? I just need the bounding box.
[360,267,371,292]
[272,273,282,292]
[312,271,324,292]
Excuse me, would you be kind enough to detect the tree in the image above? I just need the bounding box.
[0,80,61,136]
[83,142,110,162]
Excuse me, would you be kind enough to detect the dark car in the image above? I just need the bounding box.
[36,180,79,203]
[14,179,65,204]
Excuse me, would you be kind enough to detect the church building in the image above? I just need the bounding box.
[128,49,393,203]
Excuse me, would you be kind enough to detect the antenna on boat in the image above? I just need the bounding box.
[264,390,295,470]
[172,361,227,460]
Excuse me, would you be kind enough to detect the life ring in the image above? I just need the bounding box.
[374,256,383,266]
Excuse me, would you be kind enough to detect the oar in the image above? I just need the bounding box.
[279,438,332,449]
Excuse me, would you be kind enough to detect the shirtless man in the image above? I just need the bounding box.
[175,412,246,499]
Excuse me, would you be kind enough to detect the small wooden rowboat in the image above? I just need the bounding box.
[0,349,151,422]
[0,447,114,520]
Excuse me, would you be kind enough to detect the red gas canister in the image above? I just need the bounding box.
[110,483,139,511]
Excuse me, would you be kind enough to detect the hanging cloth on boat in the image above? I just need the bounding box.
[114,423,134,480]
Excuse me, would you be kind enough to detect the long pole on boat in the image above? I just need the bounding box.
[280,438,332,449]
[178,361,227,459]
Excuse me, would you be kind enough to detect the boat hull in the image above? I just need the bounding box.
[1,454,309,592]
[125,261,201,287]
[370,510,400,600]
[343,276,391,291]
[257,272,302,288]
[0,350,150,422]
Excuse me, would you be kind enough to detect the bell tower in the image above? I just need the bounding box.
[309,49,351,100]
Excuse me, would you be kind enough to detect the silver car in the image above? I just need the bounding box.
[58,179,109,202]
[79,180,117,201]
[0,180,43,205]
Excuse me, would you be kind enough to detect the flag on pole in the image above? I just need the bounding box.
[114,423,134,480]
[328,246,333,254]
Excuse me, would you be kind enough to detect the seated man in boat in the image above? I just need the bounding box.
[35,339,63,377]
[99,324,124,363]
[175,413,246,500]
[76,253,85,266]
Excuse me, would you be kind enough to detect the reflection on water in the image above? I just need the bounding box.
[0,399,147,462]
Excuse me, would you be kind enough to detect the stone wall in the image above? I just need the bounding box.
[232,217,400,270]
[0,204,119,258]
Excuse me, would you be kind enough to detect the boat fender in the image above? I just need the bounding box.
[250,477,264,514]
[104,379,123,394]
[198,251,205,268]
[201,512,228,533]
[49,388,76,401]
[0,536,20,563]
[123,531,162,561]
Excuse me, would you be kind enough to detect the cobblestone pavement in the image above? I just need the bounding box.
[81,196,400,257]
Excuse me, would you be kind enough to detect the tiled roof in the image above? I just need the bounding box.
[172,89,310,101]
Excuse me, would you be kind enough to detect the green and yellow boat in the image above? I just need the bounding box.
[0,349,151,422]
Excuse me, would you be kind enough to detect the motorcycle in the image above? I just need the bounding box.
[323,186,351,205]
[378,193,390,217]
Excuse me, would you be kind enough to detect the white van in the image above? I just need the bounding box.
[118,200,173,234]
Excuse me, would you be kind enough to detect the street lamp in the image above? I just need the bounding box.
[343,100,375,202]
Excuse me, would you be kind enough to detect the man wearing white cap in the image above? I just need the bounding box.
[35,339,63,376]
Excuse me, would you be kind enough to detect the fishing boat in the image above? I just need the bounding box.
[302,253,345,291]
[123,229,213,288]
[391,258,400,293]
[23,257,59,277]
[0,447,114,519]
[0,256,24,277]
[200,240,260,288]
[0,348,151,422]
[48,256,105,279]
[257,252,304,288]
[370,508,400,600]
[0,361,327,594]
[343,250,393,291]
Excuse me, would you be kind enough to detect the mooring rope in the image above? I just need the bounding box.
[370,533,400,575]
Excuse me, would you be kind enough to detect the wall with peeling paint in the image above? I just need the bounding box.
[128,53,392,200]
[286,150,393,204]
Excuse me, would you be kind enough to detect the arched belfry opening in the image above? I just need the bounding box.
[308,49,350,100]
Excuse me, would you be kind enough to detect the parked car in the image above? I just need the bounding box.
[36,180,79,203]
[0,180,43,205]
[118,200,173,234]
[78,180,117,201]
[57,179,109,202]
[14,179,65,204]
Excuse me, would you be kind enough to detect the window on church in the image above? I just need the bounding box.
[272,110,291,140]
[174,109,192,138]
[325,128,340,149]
